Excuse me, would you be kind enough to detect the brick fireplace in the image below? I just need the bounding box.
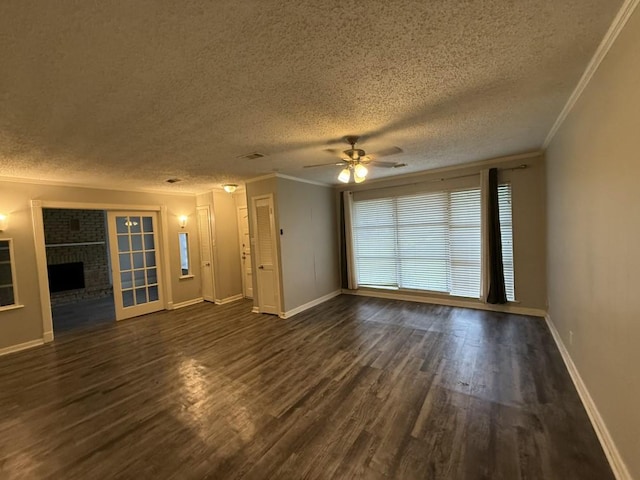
[43,209,113,306]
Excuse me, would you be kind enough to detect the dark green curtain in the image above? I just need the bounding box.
[487,168,507,304]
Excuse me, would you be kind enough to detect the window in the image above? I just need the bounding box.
[178,232,191,276]
[0,239,19,309]
[498,184,515,301]
[351,183,515,301]
[352,187,482,298]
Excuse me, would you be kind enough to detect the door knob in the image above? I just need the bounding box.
[258,265,264,269]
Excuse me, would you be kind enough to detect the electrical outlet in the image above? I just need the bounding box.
[569,330,574,345]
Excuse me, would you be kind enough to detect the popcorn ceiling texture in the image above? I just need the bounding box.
[0,0,623,192]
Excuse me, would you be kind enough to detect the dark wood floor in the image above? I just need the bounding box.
[0,296,612,479]
[51,295,115,333]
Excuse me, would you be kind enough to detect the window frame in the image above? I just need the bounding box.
[497,183,516,301]
[352,186,482,299]
[349,182,516,303]
[0,238,22,311]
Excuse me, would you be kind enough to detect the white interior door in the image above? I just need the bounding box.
[197,206,215,302]
[252,196,279,315]
[107,212,164,321]
[237,206,253,299]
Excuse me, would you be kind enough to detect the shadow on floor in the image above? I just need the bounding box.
[52,295,115,333]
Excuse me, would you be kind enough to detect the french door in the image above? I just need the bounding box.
[107,212,164,320]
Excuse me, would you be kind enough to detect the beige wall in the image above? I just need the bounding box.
[195,190,243,302]
[233,190,247,208]
[276,177,340,312]
[245,176,341,314]
[337,154,547,311]
[546,8,640,477]
[0,180,201,351]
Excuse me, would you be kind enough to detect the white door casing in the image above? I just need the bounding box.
[237,206,253,299]
[251,195,280,315]
[197,206,216,302]
[108,212,164,320]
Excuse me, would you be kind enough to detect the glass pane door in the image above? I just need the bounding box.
[108,212,163,320]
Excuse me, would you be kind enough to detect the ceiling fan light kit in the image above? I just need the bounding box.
[303,135,403,184]
[354,163,368,178]
[338,168,351,183]
[335,136,373,184]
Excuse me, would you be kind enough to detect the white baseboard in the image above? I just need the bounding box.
[214,293,244,305]
[172,297,204,309]
[342,288,546,318]
[545,314,631,480]
[279,290,342,319]
[43,331,54,343]
[0,338,45,357]
[251,306,260,313]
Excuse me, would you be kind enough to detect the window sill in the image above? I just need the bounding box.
[0,304,25,313]
[355,285,518,303]
[179,275,195,280]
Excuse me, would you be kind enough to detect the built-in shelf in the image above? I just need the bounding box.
[45,241,106,248]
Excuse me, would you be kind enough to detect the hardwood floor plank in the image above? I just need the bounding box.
[0,296,615,479]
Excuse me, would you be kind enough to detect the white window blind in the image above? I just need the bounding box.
[352,198,398,286]
[498,184,515,301]
[352,187,481,298]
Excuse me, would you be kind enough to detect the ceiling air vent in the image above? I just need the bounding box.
[165,178,182,183]
[237,152,265,160]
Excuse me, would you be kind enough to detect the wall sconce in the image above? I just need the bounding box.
[222,184,238,193]
[178,215,188,229]
[0,213,8,232]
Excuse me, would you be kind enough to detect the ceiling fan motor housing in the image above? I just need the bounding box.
[345,148,366,161]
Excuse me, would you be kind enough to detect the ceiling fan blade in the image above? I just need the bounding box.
[303,162,345,169]
[371,146,403,158]
[368,160,400,168]
[322,148,341,156]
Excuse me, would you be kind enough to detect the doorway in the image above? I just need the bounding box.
[251,195,280,315]
[237,205,253,299]
[43,208,115,333]
[33,201,169,342]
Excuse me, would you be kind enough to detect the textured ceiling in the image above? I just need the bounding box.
[0,0,623,193]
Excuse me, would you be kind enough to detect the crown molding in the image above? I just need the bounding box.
[275,173,331,187]
[543,0,640,148]
[196,185,247,195]
[0,174,197,197]
[244,173,279,184]
[245,172,330,187]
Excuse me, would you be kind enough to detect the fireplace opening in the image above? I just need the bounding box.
[48,262,85,293]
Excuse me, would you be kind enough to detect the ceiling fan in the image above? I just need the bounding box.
[304,136,405,184]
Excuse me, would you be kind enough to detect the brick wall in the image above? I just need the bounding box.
[44,209,113,305]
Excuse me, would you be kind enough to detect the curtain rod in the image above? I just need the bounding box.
[345,164,529,194]
[396,163,528,186]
